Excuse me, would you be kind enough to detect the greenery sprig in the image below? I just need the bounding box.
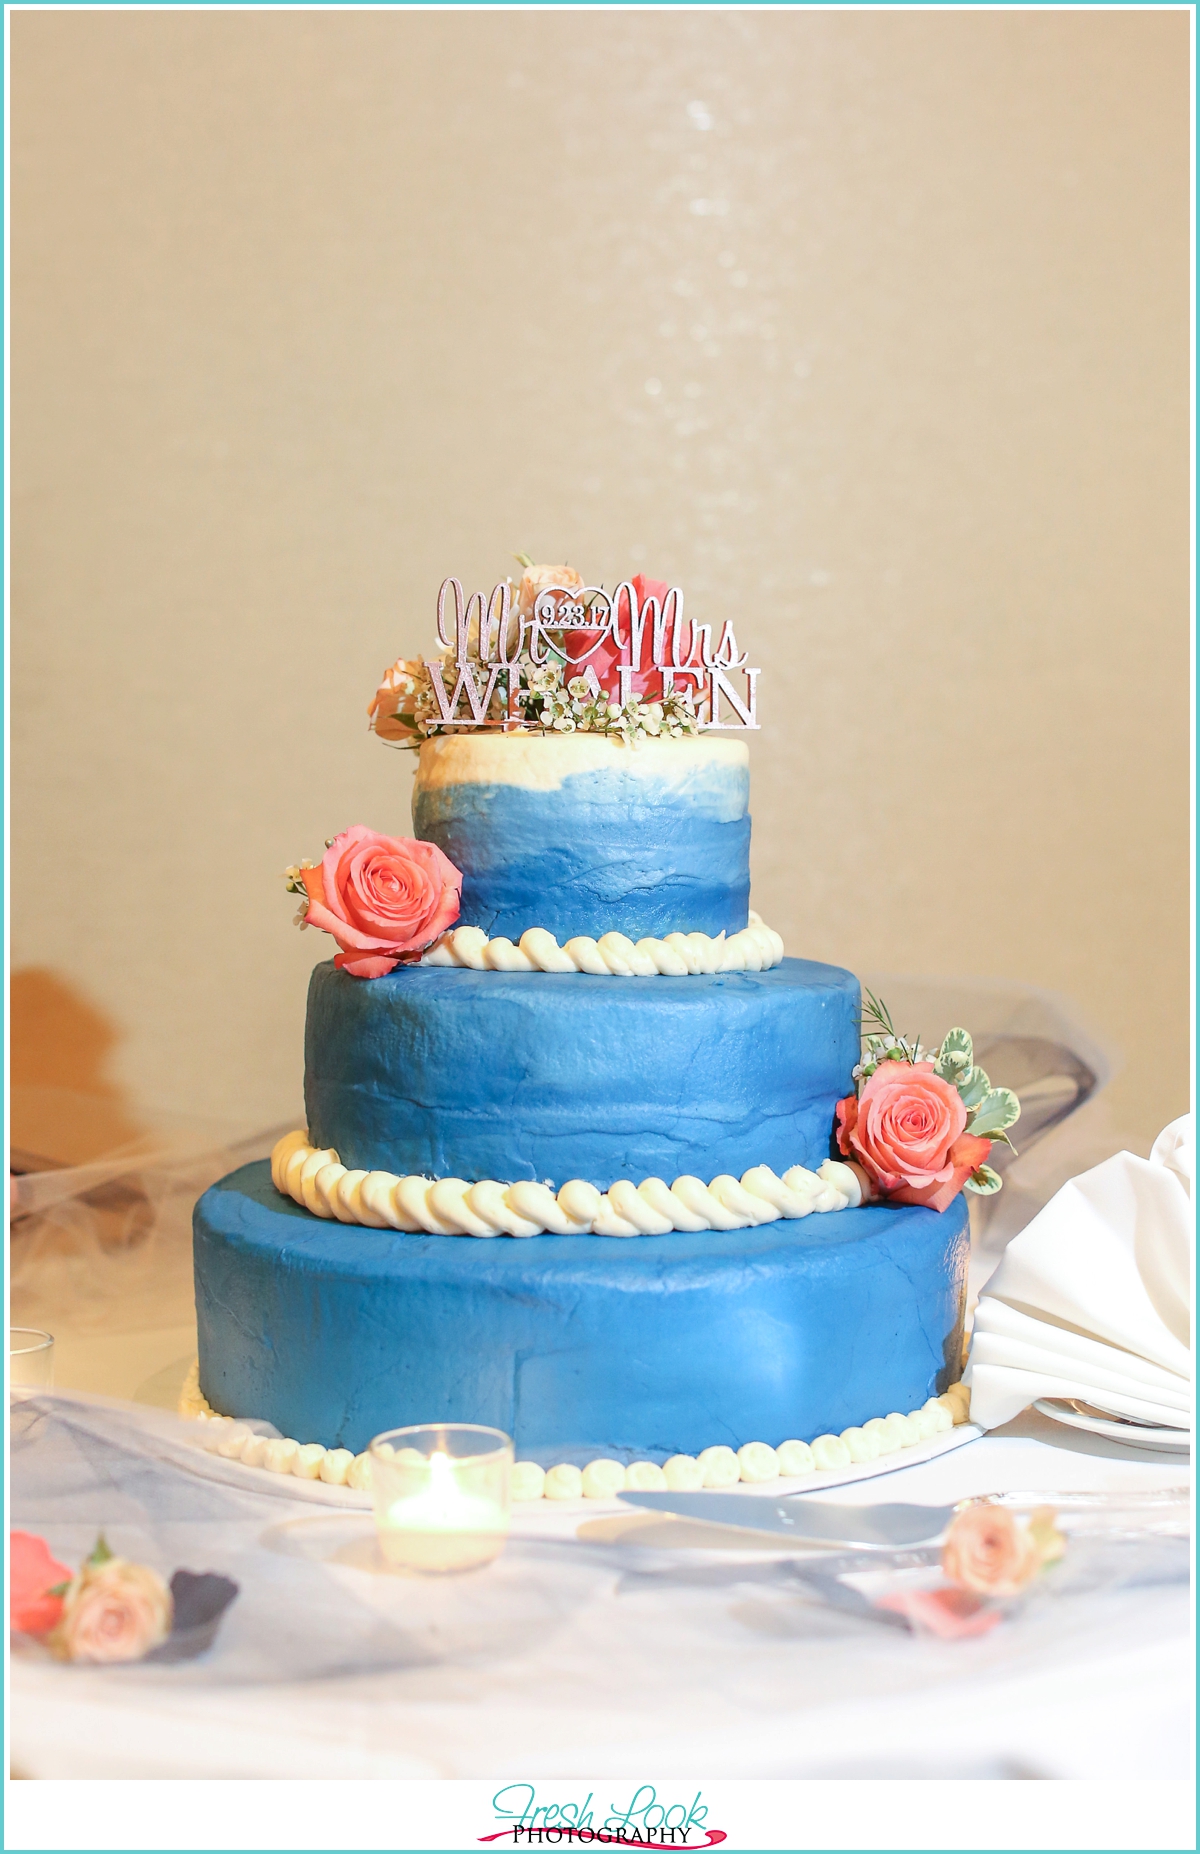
[515,660,701,745]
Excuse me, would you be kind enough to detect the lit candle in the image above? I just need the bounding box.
[370,1425,512,1574]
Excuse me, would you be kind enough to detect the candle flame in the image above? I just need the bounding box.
[381,1443,506,1560]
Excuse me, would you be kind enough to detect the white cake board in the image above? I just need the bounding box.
[178,1421,984,1528]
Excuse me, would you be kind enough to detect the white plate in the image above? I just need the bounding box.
[1034,1398,1191,1455]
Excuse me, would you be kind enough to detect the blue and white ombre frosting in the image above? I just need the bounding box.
[411,734,751,943]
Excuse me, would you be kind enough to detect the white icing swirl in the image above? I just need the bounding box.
[179,1360,966,1501]
[269,1129,862,1237]
[737,1441,780,1483]
[419,910,785,977]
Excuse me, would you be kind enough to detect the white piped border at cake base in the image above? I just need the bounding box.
[420,911,784,977]
[178,1362,973,1502]
[270,1131,863,1236]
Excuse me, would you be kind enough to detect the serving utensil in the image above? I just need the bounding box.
[618,1485,1191,1548]
[617,1493,956,1548]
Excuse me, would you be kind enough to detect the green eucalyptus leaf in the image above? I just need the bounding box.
[968,1088,1022,1136]
[47,1580,72,1598]
[87,1533,113,1567]
[954,1065,992,1109]
[964,1164,1003,1195]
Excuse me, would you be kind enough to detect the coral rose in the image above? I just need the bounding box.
[558,573,672,700]
[875,1585,1003,1639]
[368,659,427,744]
[10,1532,72,1636]
[302,826,462,979]
[515,562,584,622]
[941,1505,1044,1597]
[50,1557,173,1664]
[835,1061,992,1213]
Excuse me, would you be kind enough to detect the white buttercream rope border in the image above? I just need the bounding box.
[420,910,784,977]
[269,1129,862,1237]
[179,1361,972,1498]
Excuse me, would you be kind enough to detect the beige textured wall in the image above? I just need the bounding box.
[12,9,1190,1153]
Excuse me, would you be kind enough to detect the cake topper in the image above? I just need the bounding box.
[369,560,760,749]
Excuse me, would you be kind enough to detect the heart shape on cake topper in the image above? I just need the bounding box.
[532,586,618,667]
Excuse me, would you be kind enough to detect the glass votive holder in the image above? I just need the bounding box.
[10,1327,54,1392]
[370,1423,513,1575]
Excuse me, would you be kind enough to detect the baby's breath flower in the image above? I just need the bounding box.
[283,858,317,895]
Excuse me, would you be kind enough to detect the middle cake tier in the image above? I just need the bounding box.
[304,954,860,1188]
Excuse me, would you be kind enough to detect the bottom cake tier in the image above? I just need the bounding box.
[194,1162,970,1458]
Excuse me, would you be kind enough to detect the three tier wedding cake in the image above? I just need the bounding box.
[191,562,1015,1487]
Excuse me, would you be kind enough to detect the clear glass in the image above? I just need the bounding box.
[10,1327,54,1390]
[369,1423,512,1574]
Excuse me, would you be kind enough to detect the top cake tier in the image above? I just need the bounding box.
[411,733,751,943]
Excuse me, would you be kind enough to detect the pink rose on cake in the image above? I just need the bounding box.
[836,1062,992,1213]
[562,573,673,698]
[368,659,431,745]
[513,560,585,622]
[297,827,462,978]
[833,997,1017,1213]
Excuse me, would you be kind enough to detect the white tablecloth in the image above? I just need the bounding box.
[11,1396,1189,1782]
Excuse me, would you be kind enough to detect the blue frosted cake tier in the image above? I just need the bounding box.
[410,735,751,941]
[194,1161,970,1457]
[304,955,860,1188]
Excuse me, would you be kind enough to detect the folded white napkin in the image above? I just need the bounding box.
[965,1115,1192,1430]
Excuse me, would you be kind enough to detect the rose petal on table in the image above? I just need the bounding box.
[876,1585,1004,1639]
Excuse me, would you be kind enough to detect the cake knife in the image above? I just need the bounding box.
[617,1492,955,1548]
[618,1486,1191,1547]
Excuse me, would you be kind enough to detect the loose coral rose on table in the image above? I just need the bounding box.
[11,1532,171,1663]
[286,826,462,979]
[942,1502,1064,1595]
[10,1531,72,1636]
[10,1531,239,1665]
[876,1503,1066,1638]
[50,1538,173,1664]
